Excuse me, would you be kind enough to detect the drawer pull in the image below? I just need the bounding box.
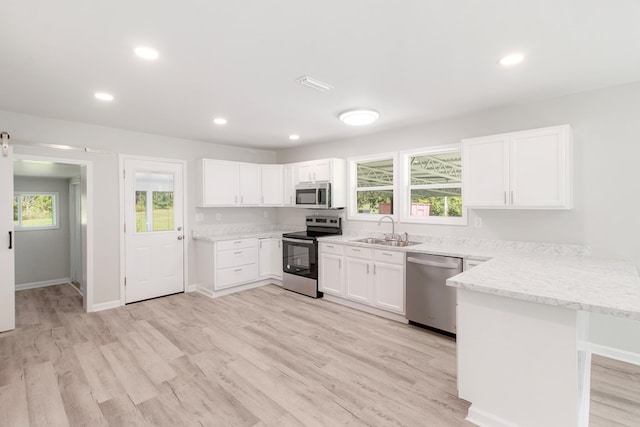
[382,252,392,256]
[234,251,242,255]
[352,249,360,252]
[234,268,243,272]
[234,240,242,244]
[326,245,334,248]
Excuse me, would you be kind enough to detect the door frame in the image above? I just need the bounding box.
[13,153,94,312]
[118,154,188,306]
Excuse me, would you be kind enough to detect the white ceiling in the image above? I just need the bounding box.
[2,0,639,149]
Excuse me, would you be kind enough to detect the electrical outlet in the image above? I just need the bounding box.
[216,213,222,221]
[195,213,204,222]
[474,217,483,228]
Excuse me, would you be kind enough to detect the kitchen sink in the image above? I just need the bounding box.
[351,238,420,247]
[352,237,387,244]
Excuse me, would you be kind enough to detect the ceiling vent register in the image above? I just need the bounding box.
[296,75,334,92]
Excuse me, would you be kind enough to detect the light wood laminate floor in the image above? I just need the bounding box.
[2,284,638,426]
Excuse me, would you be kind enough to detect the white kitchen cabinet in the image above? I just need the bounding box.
[195,238,259,291]
[318,242,345,297]
[259,238,283,279]
[462,124,572,209]
[372,250,405,314]
[283,164,297,206]
[345,256,372,304]
[238,163,262,205]
[296,158,343,184]
[196,159,239,207]
[261,165,283,206]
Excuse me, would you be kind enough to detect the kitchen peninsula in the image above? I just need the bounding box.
[448,255,640,427]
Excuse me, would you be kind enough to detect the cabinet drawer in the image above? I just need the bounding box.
[215,264,258,290]
[217,247,257,269]
[217,238,258,251]
[345,246,372,259]
[320,242,344,255]
[374,249,404,265]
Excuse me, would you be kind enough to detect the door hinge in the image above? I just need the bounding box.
[124,223,126,233]
[1,131,9,157]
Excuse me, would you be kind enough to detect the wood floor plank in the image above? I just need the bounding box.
[130,319,185,362]
[25,361,70,427]
[73,340,126,403]
[98,394,149,427]
[99,341,159,405]
[0,375,29,427]
[116,331,177,384]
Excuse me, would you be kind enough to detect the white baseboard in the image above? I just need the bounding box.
[466,404,520,427]
[15,278,72,291]
[322,294,408,324]
[195,279,281,299]
[186,284,199,292]
[91,300,121,312]
[66,282,84,297]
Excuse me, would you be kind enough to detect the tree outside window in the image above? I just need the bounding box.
[14,192,58,230]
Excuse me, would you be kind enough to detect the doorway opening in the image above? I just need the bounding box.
[13,155,92,312]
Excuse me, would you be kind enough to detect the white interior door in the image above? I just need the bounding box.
[124,159,184,303]
[1,146,15,332]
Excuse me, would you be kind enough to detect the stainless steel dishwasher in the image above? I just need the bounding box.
[406,253,463,335]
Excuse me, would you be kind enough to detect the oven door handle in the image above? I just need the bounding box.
[282,237,314,245]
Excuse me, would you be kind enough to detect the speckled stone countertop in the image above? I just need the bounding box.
[192,224,300,242]
[447,255,640,320]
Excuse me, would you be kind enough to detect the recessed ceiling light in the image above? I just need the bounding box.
[94,92,114,102]
[339,109,379,126]
[213,117,227,125]
[289,134,300,141]
[499,53,524,66]
[134,46,159,60]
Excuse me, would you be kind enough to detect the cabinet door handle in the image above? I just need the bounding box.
[8,231,12,250]
[240,195,243,203]
[261,196,264,204]
[278,241,281,248]
[510,191,514,205]
[367,264,370,274]
[373,265,376,275]
[338,259,341,269]
[235,195,238,204]
[504,191,507,205]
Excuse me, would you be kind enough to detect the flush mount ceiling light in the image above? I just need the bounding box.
[499,53,525,66]
[296,75,334,92]
[134,46,159,60]
[289,134,300,141]
[94,92,114,101]
[213,117,227,125]
[339,109,379,126]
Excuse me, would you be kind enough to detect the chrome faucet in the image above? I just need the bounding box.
[378,215,396,240]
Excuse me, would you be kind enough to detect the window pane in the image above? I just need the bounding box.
[13,196,19,225]
[357,190,393,214]
[20,195,54,227]
[410,188,462,217]
[357,158,393,188]
[136,191,148,232]
[410,152,461,185]
[152,191,174,231]
[135,171,175,233]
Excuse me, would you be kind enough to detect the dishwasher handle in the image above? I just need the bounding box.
[407,257,461,269]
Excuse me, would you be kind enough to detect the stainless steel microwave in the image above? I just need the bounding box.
[295,182,331,209]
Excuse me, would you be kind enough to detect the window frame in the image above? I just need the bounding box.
[347,152,399,222]
[13,191,60,231]
[400,144,467,226]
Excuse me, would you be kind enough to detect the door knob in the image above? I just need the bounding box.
[177,226,182,231]
[177,235,184,240]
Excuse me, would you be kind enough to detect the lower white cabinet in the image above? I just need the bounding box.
[319,242,405,315]
[259,238,283,280]
[195,238,259,291]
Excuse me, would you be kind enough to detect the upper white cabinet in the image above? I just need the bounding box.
[283,164,297,206]
[261,165,284,206]
[296,158,341,183]
[238,163,262,205]
[197,159,239,206]
[197,160,285,207]
[462,125,572,209]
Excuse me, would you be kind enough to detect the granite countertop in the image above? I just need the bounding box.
[192,231,285,242]
[447,255,640,320]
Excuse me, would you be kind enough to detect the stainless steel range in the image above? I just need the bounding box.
[281,215,342,298]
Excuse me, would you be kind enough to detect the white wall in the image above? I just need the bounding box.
[14,176,71,286]
[1,110,277,306]
[277,81,640,268]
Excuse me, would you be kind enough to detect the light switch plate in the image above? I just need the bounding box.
[216,213,222,221]
[474,217,482,228]
[195,213,204,222]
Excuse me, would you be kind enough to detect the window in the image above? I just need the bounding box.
[13,192,59,230]
[402,146,466,225]
[135,172,175,232]
[348,153,397,220]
